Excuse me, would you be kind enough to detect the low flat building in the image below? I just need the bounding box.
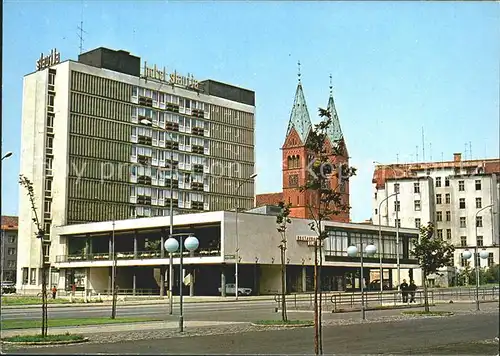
[16,211,421,295]
[1,216,18,283]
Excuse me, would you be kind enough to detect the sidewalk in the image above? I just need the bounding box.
[0,320,247,338]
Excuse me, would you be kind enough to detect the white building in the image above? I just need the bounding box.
[372,153,500,284]
[16,210,420,295]
[18,47,256,292]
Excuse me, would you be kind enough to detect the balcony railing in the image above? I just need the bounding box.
[55,248,221,263]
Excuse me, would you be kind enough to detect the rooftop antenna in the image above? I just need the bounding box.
[422,127,425,161]
[464,142,468,160]
[441,152,444,162]
[77,5,87,54]
[416,145,419,162]
[396,153,399,164]
[429,142,432,161]
[329,74,333,96]
[469,141,472,160]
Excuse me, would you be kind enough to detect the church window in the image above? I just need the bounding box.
[289,174,299,187]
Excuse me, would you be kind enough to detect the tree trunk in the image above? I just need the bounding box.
[41,262,48,337]
[313,240,319,355]
[423,272,429,312]
[281,246,287,322]
[318,241,323,355]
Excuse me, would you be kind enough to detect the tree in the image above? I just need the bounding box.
[276,201,292,322]
[19,174,49,337]
[412,222,455,312]
[299,108,356,355]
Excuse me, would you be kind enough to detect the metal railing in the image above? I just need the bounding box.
[55,248,221,263]
[274,286,499,312]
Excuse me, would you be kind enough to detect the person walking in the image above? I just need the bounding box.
[51,285,57,299]
[408,280,417,303]
[400,279,409,303]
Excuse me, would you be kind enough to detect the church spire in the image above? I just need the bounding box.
[285,62,312,144]
[326,75,343,144]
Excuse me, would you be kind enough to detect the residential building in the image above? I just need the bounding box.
[372,153,500,278]
[1,216,18,282]
[256,77,350,222]
[18,47,255,292]
[41,211,419,295]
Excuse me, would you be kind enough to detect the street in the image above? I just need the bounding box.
[6,311,499,355]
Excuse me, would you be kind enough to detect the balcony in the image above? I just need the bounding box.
[193,164,204,173]
[192,127,204,137]
[166,141,179,150]
[138,96,153,107]
[137,155,152,165]
[191,182,204,191]
[165,179,179,189]
[55,248,221,263]
[166,103,180,113]
[191,201,204,210]
[166,122,179,132]
[137,195,152,205]
[191,109,205,118]
[138,136,152,146]
[192,145,204,155]
[137,176,152,185]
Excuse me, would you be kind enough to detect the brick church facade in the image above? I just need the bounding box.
[256,77,350,222]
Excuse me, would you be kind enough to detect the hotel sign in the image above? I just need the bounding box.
[143,62,200,90]
[36,48,61,71]
[296,235,324,247]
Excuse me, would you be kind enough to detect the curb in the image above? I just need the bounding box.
[250,322,314,328]
[1,337,89,346]
[401,311,454,317]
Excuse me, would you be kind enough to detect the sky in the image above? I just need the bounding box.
[2,1,499,222]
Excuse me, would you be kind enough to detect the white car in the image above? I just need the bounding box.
[218,283,252,296]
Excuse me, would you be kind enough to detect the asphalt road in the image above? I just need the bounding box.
[8,312,499,355]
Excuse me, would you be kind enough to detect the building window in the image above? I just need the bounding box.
[47,114,54,129]
[375,208,378,215]
[394,200,401,212]
[476,197,482,208]
[7,260,16,268]
[475,180,481,190]
[445,177,450,187]
[30,269,36,285]
[415,218,421,228]
[446,229,451,240]
[414,200,421,211]
[288,174,299,187]
[48,71,55,85]
[459,198,465,209]
[460,236,467,247]
[446,211,451,221]
[374,192,377,199]
[445,193,451,204]
[460,217,466,228]
[7,235,16,243]
[488,253,494,267]
[436,229,443,239]
[48,94,55,107]
[414,182,420,193]
[22,268,28,284]
[435,177,441,187]
[461,257,469,267]
[395,219,401,228]
[459,180,465,191]
[477,236,483,247]
[436,194,442,204]
[46,136,53,149]
[45,179,52,192]
[436,211,442,222]
[7,248,16,255]
[394,183,400,193]
[476,216,483,227]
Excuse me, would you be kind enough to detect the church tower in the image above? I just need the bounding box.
[281,69,350,222]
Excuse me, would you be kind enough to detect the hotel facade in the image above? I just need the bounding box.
[18,47,256,291]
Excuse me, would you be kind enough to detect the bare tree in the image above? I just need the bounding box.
[19,174,49,337]
[276,201,292,322]
[299,108,356,355]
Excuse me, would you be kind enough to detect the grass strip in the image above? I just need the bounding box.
[3,333,85,343]
[1,317,162,330]
[402,310,453,316]
[1,297,103,305]
[253,320,313,326]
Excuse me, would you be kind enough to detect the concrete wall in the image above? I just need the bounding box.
[88,267,109,292]
[259,265,280,295]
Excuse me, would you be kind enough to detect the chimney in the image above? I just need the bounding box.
[453,153,462,162]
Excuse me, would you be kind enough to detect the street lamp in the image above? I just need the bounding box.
[462,203,495,311]
[378,192,398,294]
[347,242,377,320]
[234,172,257,301]
[1,152,13,161]
[140,118,175,313]
[374,161,401,290]
[164,233,199,332]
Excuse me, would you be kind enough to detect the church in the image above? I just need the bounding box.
[256,73,351,222]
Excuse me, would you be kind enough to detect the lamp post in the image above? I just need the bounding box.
[164,233,199,332]
[378,192,398,294]
[1,152,13,161]
[462,203,495,311]
[110,220,117,319]
[140,118,175,313]
[234,173,257,301]
[374,161,401,291]
[347,242,377,320]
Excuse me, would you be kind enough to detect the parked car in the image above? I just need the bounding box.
[1,281,16,294]
[218,283,252,296]
[368,279,391,291]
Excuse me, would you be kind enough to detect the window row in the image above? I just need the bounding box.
[211,123,253,146]
[70,114,130,142]
[210,105,254,129]
[71,92,131,122]
[132,108,209,130]
[72,71,131,101]
[132,87,206,111]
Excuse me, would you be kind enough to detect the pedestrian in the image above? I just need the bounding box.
[51,285,57,299]
[71,283,76,296]
[400,279,409,303]
[408,280,417,303]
